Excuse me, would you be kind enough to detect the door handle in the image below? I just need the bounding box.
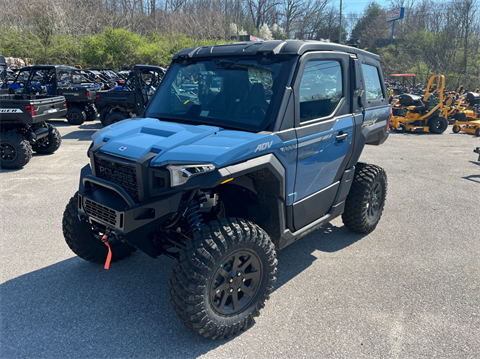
[335,132,348,141]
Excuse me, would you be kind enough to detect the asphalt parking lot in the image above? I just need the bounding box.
[1,118,479,359]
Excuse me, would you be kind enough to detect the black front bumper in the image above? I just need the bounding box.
[78,165,182,257]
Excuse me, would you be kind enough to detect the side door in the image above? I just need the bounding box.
[292,52,355,230]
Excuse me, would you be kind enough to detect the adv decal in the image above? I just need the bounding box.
[254,141,273,153]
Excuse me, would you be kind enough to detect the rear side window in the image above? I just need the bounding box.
[362,63,384,100]
[299,60,343,123]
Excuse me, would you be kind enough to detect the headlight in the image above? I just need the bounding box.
[167,164,216,187]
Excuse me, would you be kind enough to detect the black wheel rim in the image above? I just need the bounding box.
[367,182,383,220]
[210,249,262,316]
[1,142,17,162]
[434,120,441,130]
[71,112,79,121]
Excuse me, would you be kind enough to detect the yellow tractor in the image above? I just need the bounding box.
[390,75,448,134]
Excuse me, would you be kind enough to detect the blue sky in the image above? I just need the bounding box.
[341,0,379,14]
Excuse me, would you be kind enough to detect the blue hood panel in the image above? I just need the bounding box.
[94,118,277,167]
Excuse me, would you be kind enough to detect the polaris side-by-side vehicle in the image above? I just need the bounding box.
[95,65,165,126]
[9,65,97,125]
[62,40,390,339]
[0,93,67,168]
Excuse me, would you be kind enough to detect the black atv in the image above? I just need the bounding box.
[9,65,97,125]
[0,94,67,169]
[95,65,165,126]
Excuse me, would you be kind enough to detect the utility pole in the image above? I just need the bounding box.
[339,0,343,43]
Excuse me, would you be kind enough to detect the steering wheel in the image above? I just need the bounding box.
[247,104,268,120]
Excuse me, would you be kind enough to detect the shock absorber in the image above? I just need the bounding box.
[185,193,207,232]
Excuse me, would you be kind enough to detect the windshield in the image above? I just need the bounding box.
[145,58,291,132]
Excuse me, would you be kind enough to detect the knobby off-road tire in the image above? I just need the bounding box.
[103,112,127,126]
[62,193,136,263]
[67,106,86,125]
[170,218,277,340]
[32,124,62,154]
[428,116,448,134]
[99,107,113,126]
[342,163,387,234]
[0,131,32,169]
[85,105,98,121]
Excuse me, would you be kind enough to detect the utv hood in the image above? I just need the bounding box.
[93,117,279,167]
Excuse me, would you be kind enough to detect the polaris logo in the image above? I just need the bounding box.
[0,109,23,113]
[98,166,134,182]
[254,141,273,153]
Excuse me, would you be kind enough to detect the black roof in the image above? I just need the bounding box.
[17,65,72,71]
[133,65,166,73]
[172,40,380,61]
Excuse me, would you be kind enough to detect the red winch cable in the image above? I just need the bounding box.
[101,234,112,270]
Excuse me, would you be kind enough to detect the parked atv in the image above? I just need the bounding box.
[95,65,165,126]
[0,93,67,168]
[63,40,390,339]
[9,65,97,125]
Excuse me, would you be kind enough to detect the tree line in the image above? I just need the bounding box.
[0,0,479,89]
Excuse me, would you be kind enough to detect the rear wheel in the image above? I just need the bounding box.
[169,218,277,340]
[103,112,127,126]
[395,123,406,133]
[32,124,62,154]
[428,116,448,134]
[67,106,86,125]
[85,105,98,121]
[342,163,387,233]
[0,131,32,169]
[476,128,480,137]
[62,193,136,263]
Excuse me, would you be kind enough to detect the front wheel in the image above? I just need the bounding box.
[169,218,277,340]
[32,124,62,154]
[99,106,112,126]
[342,163,387,234]
[452,125,460,133]
[103,112,127,126]
[62,193,136,263]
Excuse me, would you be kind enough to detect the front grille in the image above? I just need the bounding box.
[95,156,139,201]
[84,198,117,227]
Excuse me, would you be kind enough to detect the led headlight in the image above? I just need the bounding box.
[167,164,216,187]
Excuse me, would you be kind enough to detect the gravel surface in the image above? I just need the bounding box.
[1,119,479,359]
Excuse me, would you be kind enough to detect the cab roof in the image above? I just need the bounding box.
[172,40,380,61]
[18,65,72,71]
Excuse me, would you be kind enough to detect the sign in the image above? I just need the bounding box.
[386,7,405,22]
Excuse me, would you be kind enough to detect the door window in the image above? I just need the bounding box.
[299,60,343,123]
[362,63,384,100]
